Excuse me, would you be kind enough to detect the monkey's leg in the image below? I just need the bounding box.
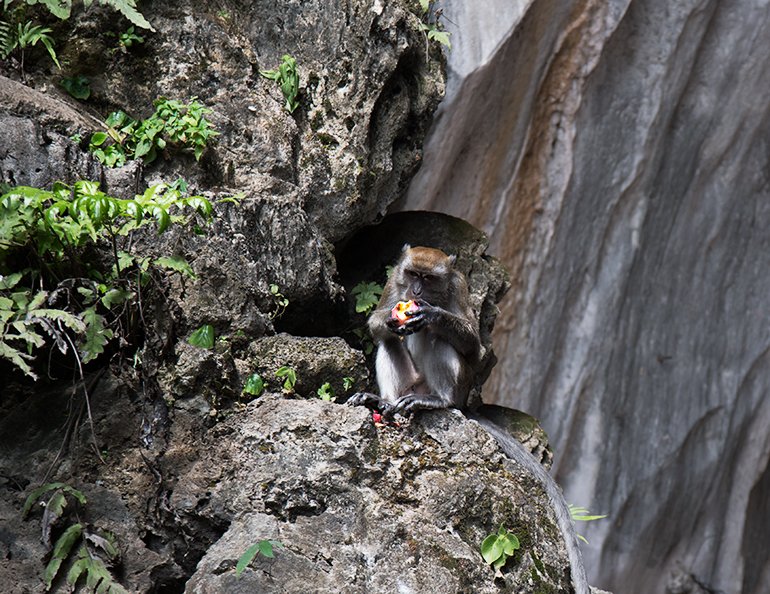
[393,341,468,415]
[348,340,419,416]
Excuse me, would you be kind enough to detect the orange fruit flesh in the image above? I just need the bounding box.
[391,300,419,324]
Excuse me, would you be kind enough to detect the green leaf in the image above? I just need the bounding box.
[317,382,334,401]
[154,255,195,278]
[60,75,90,100]
[152,206,170,233]
[418,0,430,13]
[480,533,504,565]
[133,136,153,159]
[188,324,214,349]
[275,366,297,392]
[342,376,354,391]
[235,540,280,576]
[258,539,276,558]
[501,533,520,555]
[66,556,89,589]
[101,0,155,31]
[351,281,383,314]
[427,29,451,49]
[22,482,85,517]
[0,272,23,290]
[235,543,260,577]
[45,523,83,588]
[100,288,133,308]
[80,307,113,363]
[243,372,265,397]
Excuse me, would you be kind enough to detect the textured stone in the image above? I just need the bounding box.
[182,396,574,593]
[401,1,770,593]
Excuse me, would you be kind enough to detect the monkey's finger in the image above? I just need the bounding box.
[347,392,377,407]
[403,314,427,330]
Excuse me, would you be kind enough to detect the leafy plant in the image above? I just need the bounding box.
[568,504,607,544]
[0,274,85,379]
[89,97,218,167]
[260,54,300,113]
[23,483,128,593]
[417,0,451,50]
[342,376,354,391]
[351,281,383,315]
[188,324,214,349]
[0,180,214,377]
[109,25,144,52]
[275,366,297,394]
[235,540,282,577]
[481,525,520,574]
[0,18,60,74]
[243,372,265,397]
[317,382,334,401]
[8,0,154,30]
[269,283,289,319]
[60,74,90,99]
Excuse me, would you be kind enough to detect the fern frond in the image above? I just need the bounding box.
[36,0,73,20]
[100,0,154,31]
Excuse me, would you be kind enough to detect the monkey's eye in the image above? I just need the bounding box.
[406,270,420,279]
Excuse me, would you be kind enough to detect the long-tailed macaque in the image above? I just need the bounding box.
[348,245,591,592]
[348,245,481,416]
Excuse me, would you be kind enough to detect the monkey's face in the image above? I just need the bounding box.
[402,267,450,304]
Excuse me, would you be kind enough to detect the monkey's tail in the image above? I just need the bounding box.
[469,413,590,594]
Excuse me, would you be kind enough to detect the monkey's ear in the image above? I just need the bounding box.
[448,254,457,266]
[401,243,412,253]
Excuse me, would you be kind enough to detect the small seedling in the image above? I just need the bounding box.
[60,75,90,99]
[342,376,354,391]
[260,55,300,113]
[112,26,144,53]
[481,525,520,574]
[243,372,265,397]
[317,382,334,401]
[235,540,282,576]
[417,0,451,50]
[188,324,215,349]
[269,284,289,319]
[568,504,607,544]
[275,366,297,394]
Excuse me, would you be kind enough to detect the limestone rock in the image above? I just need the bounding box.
[181,396,575,593]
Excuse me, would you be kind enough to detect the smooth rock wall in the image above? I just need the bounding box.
[401,0,770,592]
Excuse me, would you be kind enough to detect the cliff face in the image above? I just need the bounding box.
[401,0,770,592]
[0,2,591,593]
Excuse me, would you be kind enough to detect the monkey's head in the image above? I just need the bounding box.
[395,245,457,305]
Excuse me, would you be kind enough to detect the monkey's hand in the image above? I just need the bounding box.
[392,300,441,335]
[393,393,449,415]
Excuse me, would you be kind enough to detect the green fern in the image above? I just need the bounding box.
[6,0,153,30]
[0,19,60,68]
[0,181,215,377]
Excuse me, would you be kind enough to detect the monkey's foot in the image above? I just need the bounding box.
[347,391,381,408]
[393,393,448,416]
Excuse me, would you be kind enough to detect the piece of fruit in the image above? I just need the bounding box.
[391,300,419,325]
